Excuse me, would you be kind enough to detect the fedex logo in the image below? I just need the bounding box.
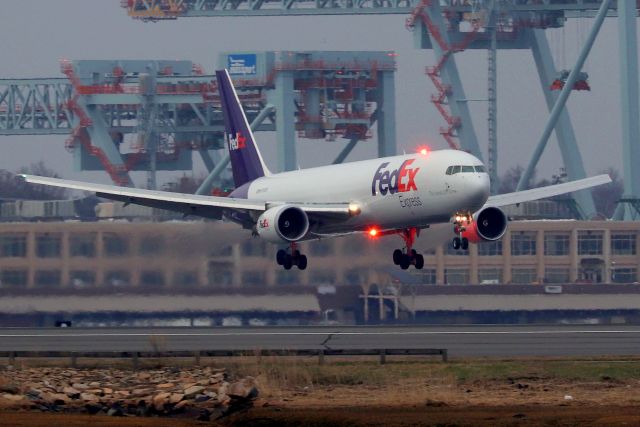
[371,159,420,196]
[228,131,246,151]
[259,218,269,229]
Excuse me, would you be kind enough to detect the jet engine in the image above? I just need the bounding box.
[461,206,508,243]
[256,205,310,244]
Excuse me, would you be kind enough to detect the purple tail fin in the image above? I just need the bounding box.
[216,69,270,188]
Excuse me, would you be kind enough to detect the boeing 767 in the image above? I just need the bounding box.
[22,70,611,270]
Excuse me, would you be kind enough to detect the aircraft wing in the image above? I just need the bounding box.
[483,174,612,208]
[20,175,352,220]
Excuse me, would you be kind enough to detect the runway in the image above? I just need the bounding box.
[1,325,640,358]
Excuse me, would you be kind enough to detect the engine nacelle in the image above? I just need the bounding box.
[256,205,310,244]
[461,206,508,243]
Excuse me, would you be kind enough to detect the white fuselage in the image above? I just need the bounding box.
[244,149,490,236]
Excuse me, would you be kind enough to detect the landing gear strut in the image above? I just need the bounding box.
[276,242,307,270]
[392,228,424,270]
[452,211,471,251]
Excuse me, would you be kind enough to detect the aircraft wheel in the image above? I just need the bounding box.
[411,249,417,258]
[392,249,403,265]
[415,254,424,270]
[399,255,411,270]
[276,249,287,265]
[452,237,461,250]
[461,237,469,251]
[297,254,308,270]
[283,255,293,270]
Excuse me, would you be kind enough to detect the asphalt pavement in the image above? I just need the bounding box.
[1,325,639,358]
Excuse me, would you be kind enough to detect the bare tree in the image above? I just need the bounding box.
[0,161,67,200]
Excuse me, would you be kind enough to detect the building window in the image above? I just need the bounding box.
[36,233,61,258]
[141,270,165,287]
[208,264,233,286]
[276,270,302,285]
[106,270,130,287]
[241,240,267,257]
[578,231,603,255]
[544,233,570,256]
[0,234,27,257]
[140,236,164,255]
[612,267,637,284]
[70,233,96,257]
[478,268,502,284]
[478,240,502,256]
[444,268,469,285]
[511,268,537,284]
[0,269,27,287]
[174,270,198,287]
[241,270,265,286]
[345,268,368,285]
[309,240,333,257]
[70,271,96,287]
[414,268,437,284]
[545,267,570,284]
[611,233,636,255]
[511,232,536,256]
[35,270,61,287]
[104,233,129,257]
[446,243,469,256]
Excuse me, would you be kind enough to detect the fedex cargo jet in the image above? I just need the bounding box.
[22,70,611,271]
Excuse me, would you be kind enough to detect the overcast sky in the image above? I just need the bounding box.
[0,1,631,187]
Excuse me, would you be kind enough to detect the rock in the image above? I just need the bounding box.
[72,383,88,390]
[153,392,171,412]
[107,404,124,417]
[102,387,113,395]
[228,378,259,400]
[115,390,130,397]
[157,383,175,389]
[174,400,190,410]
[169,393,184,404]
[47,393,68,406]
[26,389,42,400]
[89,381,101,387]
[0,383,19,394]
[184,385,205,398]
[195,394,211,403]
[196,409,211,421]
[2,393,24,402]
[80,392,99,402]
[137,373,151,380]
[85,402,103,415]
[63,386,81,399]
[204,391,217,400]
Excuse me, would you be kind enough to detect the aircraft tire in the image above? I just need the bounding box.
[297,255,308,270]
[393,249,403,265]
[276,249,287,265]
[283,255,293,270]
[415,254,424,270]
[461,238,469,250]
[452,237,461,250]
[399,255,411,270]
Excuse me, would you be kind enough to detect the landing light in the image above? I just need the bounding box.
[368,227,379,238]
[348,203,361,216]
[416,145,430,156]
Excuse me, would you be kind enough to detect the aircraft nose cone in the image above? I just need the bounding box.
[468,174,490,209]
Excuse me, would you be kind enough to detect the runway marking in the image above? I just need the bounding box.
[1,330,640,338]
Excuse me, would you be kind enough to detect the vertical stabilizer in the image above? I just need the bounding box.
[215,69,270,188]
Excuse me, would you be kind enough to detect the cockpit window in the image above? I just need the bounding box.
[447,165,484,175]
[446,166,453,175]
[461,166,475,173]
[451,165,461,174]
[475,165,486,173]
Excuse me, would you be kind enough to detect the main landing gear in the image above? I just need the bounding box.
[451,211,471,251]
[276,242,307,270]
[392,227,424,270]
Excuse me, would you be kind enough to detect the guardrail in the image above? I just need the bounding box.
[1,348,448,368]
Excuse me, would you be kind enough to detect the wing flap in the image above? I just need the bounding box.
[485,174,612,208]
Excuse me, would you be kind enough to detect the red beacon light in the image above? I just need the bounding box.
[367,227,380,238]
[416,145,430,156]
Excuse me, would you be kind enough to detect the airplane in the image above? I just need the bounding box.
[21,69,611,271]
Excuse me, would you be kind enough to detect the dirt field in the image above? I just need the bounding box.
[3,357,640,426]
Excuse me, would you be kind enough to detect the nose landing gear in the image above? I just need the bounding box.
[276,242,307,270]
[392,228,424,270]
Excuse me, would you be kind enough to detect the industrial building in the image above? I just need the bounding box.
[0,216,637,289]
